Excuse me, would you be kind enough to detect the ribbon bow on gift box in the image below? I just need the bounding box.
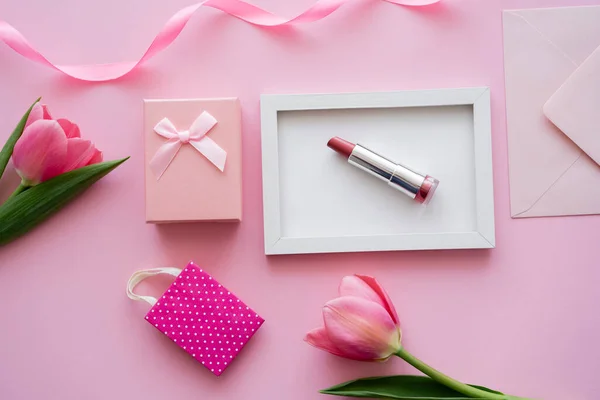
[149,111,227,179]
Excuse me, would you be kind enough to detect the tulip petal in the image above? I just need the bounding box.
[41,105,52,119]
[25,104,42,127]
[339,275,388,309]
[25,103,52,128]
[13,120,67,184]
[57,119,80,138]
[64,138,96,172]
[323,296,400,361]
[356,275,400,326]
[305,327,346,357]
[88,148,103,165]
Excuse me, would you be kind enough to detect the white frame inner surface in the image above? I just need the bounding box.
[261,88,494,255]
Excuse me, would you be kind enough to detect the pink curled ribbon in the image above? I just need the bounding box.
[150,111,227,179]
[0,0,440,82]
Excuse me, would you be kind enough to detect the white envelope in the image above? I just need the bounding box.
[503,6,600,218]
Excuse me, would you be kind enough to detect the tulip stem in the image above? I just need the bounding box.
[395,348,521,399]
[7,183,27,200]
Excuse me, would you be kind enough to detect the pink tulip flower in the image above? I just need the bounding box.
[305,275,402,361]
[12,103,102,186]
[309,276,532,400]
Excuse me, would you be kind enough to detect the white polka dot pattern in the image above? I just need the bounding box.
[144,261,264,376]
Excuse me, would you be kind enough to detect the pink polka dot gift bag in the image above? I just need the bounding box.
[126,261,264,376]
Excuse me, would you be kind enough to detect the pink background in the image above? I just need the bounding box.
[0,0,598,399]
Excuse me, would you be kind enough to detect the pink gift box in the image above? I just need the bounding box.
[145,262,265,376]
[144,98,242,223]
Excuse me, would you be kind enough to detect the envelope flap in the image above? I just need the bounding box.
[544,46,600,166]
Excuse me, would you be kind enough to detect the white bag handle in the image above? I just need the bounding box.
[126,267,182,306]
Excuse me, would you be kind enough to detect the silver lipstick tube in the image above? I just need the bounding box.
[348,144,437,203]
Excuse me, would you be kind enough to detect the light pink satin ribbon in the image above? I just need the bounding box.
[0,0,440,82]
[150,112,227,179]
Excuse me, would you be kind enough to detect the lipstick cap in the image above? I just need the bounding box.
[349,144,439,205]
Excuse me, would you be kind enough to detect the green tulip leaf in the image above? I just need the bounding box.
[320,375,505,399]
[0,157,129,246]
[0,98,41,180]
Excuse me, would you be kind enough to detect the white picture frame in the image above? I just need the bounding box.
[260,88,494,255]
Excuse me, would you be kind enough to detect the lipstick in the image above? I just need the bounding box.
[327,137,439,205]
